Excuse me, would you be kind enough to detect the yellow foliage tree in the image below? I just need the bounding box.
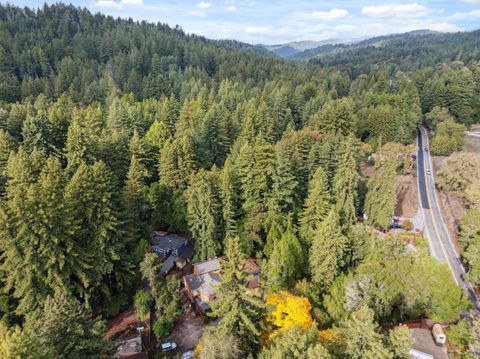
[265,291,313,340]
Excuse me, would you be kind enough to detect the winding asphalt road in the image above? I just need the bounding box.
[416,126,479,306]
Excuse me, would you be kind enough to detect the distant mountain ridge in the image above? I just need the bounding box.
[292,29,440,60]
[258,30,442,60]
[257,39,353,58]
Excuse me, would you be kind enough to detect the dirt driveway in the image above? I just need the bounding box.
[170,306,219,352]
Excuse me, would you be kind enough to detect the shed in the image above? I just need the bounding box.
[116,334,147,358]
[432,323,446,345]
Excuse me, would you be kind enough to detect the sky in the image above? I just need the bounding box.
[6,0,480,44]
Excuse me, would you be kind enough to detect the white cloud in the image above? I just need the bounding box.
[188,10,208,17]
[362,3,429,18]
[245,26,273,35]
[95,0,143,9]
[120,0,144,5]
[449,9,480,21]
[334,24,358,32]
[310,8,349,20]
[197,2,212,9]
[426,22,459,32]
[462,0,480,3]
[95,0,123,9]
[226,5,237,12]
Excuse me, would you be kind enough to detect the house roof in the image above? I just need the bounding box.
[193,258,220,275]
[184,271,221,297]
[161,255,176,275]
[178,241,195,260]
[195,298,212,312]
[150,233,187,251]
[248,274,260,290]
[116,335,147,358]
[244,258,260,274]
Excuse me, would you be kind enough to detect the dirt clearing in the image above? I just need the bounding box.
[395,174,418,218]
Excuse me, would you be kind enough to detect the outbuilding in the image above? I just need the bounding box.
[432,323,446,345]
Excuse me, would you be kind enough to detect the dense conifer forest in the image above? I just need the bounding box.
[0,3,479,358]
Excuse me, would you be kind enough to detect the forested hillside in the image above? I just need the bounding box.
[303,30,480,75]
[0,3,479,358]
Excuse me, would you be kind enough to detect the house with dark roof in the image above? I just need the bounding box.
[150,232,188,258]
[150,231,195,276]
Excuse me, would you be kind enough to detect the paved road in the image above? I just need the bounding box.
[416,127,479,306]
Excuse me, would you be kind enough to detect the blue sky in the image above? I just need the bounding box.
[7,1,480,44]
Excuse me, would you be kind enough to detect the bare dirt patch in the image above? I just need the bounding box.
[395,174,418,218]
[106,305,147,340]
[465,136,480,154]
[360,163,374,178]
[170,305,218,352]
[411,328,448,359]
[470,124,480,132]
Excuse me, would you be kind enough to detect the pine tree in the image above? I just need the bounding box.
[364,143,400,230]
[388,325,413,359]
[220,158,240,240]
[124,155,149,262]
[308,134,338,187]
[310,98,356,136]
[158,136,197,192]
[266,218,303,292]
[299,167,332,244]
[333,134,360,225]
[64,161,129,306]
[0,155,76,315]
[259,326,332,359]
[199,103,229,168]
[210,236,264,352]
[239,138,275,248]
[25,289,113,358]
[0,129,16,192]
[309,209,347,289]
[143,119,170,167]
[338,306,391,359]
[186,170,222,261]
[268,143,298,215]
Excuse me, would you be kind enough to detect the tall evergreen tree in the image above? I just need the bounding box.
[0,154,75,314]
[65,161,131,307]
[338,306,391,359]
[265,218,303,292]
[123,155,149,263]
[309,209,347,289]
[268,143,299,216]
[299,167,332,244]
[220,158,240,240]
[333,134,360,225]
[364,143,400,230]
[186,170,222,261]
[25,289,113,358]
[210,236,264,353]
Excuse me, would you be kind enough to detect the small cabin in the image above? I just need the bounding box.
[432,323,446,345]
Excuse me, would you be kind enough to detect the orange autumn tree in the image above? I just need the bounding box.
[264,291,313,340]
